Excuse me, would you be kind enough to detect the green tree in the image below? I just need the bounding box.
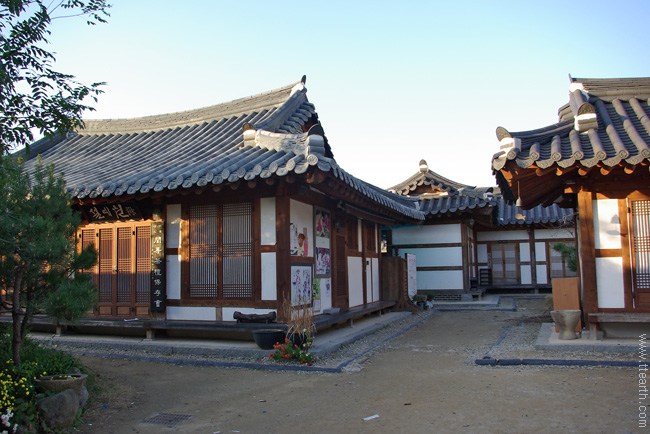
[0,156,97,366]
[0,0,110,153]
[0,0,109,366]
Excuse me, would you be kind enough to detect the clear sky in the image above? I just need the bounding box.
[44,0,650,189]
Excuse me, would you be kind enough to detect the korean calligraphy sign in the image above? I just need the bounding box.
[83,202,142,223]
[150,222,166,312]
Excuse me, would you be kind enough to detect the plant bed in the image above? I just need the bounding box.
[34,373,88,393]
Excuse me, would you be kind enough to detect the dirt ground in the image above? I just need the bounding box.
[72,300,641,434]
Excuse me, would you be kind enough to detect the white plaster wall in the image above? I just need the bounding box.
[534,228,575,239]
[596,257,626,308]
[348,257,364,307]
[222,307,277,322]
[372,258,380,302]
[261,252,277,300]
[594,199,622,249]
[392,224,461,244]
[536,265,548,285]
[167,306,216,321]
[535,242,547,262]
[477,244,488,263]
[398,247,462,267]
[166,254,181,299]
[260,197,276,245]
[477,230,528,242]
[520,242,531,262]
[520,265,532,285]
[418,270,464,290]
[166,204,181,249]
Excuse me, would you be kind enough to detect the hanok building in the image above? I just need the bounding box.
[492,76,650,337]
[22,77,424,336]
[386,160,575,300]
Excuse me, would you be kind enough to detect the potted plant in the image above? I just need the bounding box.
[412,294,425,310]
[280,295,315,349]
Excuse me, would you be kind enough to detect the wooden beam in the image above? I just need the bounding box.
[276,194,290,316]
[578,190,598,328]
[265,178,276,186]
[623,163,637,175]
[578,166,594,177]
[599,165,615,176]
[306,171,326,184]
[618,199,634,309]
[247,180,257,189]
[212,185,222,193]
[535,167,556,177]
[556,166,575,177]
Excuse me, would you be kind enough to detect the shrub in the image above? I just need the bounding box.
[0,327,85,431]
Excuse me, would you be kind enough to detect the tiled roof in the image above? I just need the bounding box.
[387,159,474,195]
[492,77,650,173]
[495,198,574,226]
[419,193,495,216]
[389,163,575,225]
[23,78,424,221]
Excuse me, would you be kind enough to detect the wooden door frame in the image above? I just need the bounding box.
[80,221,153,318]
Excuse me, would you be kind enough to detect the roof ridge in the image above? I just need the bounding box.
[79,80,303,135]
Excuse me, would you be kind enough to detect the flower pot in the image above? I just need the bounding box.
[34,374,88,393]
[550,310,581,340]
[253,329,285,350]
[288,332,311,348]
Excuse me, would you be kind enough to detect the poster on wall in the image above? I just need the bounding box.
[290,223,310,257]
[315,209,331,238]
[291,264,312,305]
[312,277,331,314]
[315,247,331,276]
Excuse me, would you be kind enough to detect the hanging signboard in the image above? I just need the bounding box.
[83,202,143,223]
[150,222,166,312]
[406,253,418,298]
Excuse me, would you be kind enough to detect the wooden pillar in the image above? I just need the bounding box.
[618,198,634,309]
[577,190,598,328]
[276,193,291,318]
[529,228,537,289]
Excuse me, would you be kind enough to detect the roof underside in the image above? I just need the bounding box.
[22,79,424,221]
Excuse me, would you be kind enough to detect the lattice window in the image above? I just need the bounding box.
[188,202,252,299]
[81,229,98,287]
[98,228,113,303]
[189,204,220,298]
[632,200,650,289]
[117,227,132,304]
[222,203,252,298]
